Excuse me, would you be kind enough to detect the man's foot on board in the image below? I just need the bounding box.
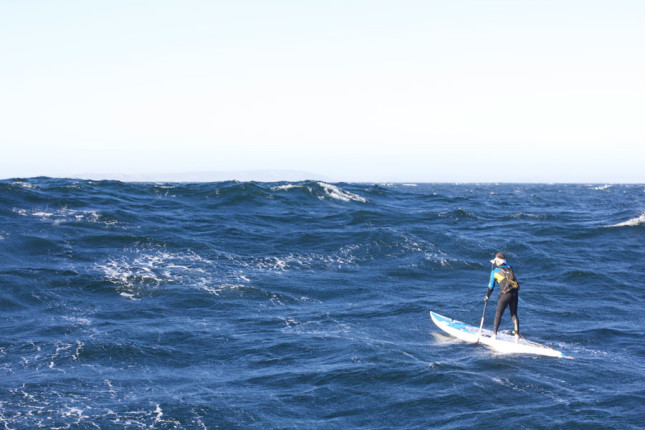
[514,334,520,344]
[492,333,497,341]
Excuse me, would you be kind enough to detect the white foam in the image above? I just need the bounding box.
[119,291,139,300]
[13,208,28,216]
[592,184,612,190]
[99,248,236,299]
[272,184,300,191]
[13,207,113,225]
[255,256,288,271]
[104,379,117,396]
[317,182,367,203]
[431,332,462,345]
[50,341,84,365]
[492,377,524,391]
[62,407,88,419]
[263,249,360,271]
[201,284,244,296]
[608,213,645,227]
[153,404,163,424]
[12,181,36,189]
[63,316,92,326]
[72,341,83,361]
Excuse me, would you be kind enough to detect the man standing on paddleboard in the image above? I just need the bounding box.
[485,252,521,342]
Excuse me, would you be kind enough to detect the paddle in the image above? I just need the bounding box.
[477,261,495,343]
[476,299,488,343]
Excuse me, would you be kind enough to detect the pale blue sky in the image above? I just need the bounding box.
[1,1,643,182]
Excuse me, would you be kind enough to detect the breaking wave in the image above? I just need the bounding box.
[608,213,645,227]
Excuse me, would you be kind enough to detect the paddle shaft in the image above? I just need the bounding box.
[477,300,487,343]
[477,262,495,343]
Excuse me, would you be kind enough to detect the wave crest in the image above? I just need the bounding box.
[608,213,645,227]
[317,182,367,203]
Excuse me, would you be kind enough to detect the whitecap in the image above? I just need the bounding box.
[11,181,36,189]
[51,340,84,362]
[98,248,242,299]
[261,248,360,271]
[104,379,116,395]
[271,184,300,191]
[119,291,139,300]
[62,316,92,326]
[608,213,645,227]
[153,404,163,424]
[317,182,367,203]
[13,207,113,225]
[201,284,244,296]
[62,406,88,419]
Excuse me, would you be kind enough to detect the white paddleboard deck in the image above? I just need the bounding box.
[430,311,565,358]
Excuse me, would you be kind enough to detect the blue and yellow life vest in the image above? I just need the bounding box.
[494,266,520,294]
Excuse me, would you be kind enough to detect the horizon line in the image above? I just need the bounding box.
[2,174,643,186]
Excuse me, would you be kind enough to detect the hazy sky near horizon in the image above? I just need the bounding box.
[1,1,644,182]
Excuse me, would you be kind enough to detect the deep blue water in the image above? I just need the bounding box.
[1,178,644,429]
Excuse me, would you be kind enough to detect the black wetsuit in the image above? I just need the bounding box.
[487,264,520,335]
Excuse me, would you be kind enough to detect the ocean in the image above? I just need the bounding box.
[1,178,643,429]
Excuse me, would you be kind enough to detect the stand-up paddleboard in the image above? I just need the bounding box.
[430,311,565,358]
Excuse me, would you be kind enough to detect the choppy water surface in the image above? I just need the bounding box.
[1,178,644,429]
